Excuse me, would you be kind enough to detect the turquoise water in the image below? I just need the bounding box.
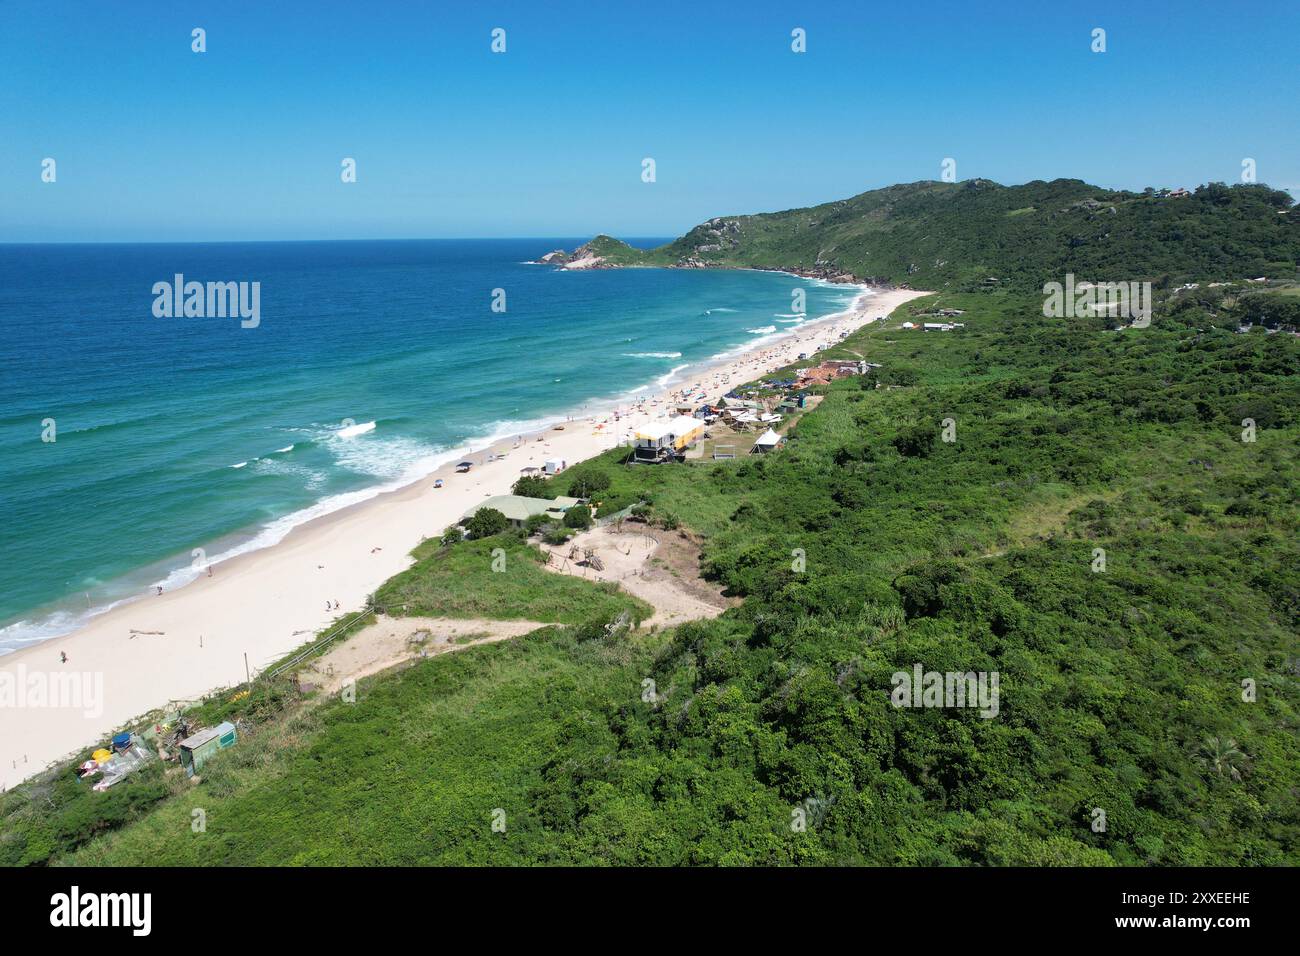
[0,239,861,651]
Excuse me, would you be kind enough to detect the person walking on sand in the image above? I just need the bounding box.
[60,651,67,664]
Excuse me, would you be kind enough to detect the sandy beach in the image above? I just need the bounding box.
[0,286,928,789]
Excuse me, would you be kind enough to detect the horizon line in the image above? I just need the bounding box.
[0,235,678,247]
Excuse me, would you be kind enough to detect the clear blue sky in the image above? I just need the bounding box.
[2,0,1296,241]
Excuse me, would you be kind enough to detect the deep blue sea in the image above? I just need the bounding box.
[0,239,860,652]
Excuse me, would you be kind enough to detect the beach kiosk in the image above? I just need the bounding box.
[178,721,238,777]
[633,416,705,463]
[543,458,566,475]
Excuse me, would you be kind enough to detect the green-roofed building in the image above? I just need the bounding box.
[459,494,583,528]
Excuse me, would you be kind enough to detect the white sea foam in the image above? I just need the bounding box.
[747,325,777,335]
[656,364,690,388]
[336,420,376,438]
[0,610,106,655]
[623,351,683,359]
[250,457,328,491]
[157,417,533,588]
[328,433,443,482]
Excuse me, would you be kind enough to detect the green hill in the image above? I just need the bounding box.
[554,179,1299,291]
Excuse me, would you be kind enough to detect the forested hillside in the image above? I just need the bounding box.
[567,179,1299,291]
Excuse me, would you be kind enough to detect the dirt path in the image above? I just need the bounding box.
[297,616,546,694]
[541,526,736,627]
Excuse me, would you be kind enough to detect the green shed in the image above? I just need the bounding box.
[178,721,237,776]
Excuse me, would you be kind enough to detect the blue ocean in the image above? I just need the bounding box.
[0,239,860,652]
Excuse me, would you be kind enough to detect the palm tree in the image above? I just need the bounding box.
[1198,736,1247,782]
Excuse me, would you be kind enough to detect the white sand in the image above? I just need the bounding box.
[0,286,928,789]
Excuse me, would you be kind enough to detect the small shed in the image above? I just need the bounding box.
[178,721,237,776]
[543,458,566,475]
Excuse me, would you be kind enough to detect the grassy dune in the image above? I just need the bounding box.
[375,534,650,625]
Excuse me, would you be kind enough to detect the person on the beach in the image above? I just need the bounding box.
[60,651,67,664]
[206,565,212,578]
[156,585,163,595]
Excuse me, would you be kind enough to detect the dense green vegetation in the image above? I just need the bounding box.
[0,759,172,866]
[69,627,659,866]
[572,179,1299,292]
[53,285,1300,866]
[0,672,304,866]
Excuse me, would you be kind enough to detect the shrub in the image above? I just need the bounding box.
[563,504,593,530]
[465,507,510,539]
[513,475,552,498]
[892,424,936,458]
[567,470,611,499]
[541,524,571,545]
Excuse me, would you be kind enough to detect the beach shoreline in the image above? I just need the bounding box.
[0,285,929,789]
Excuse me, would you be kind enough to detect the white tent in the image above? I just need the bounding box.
[753,428,783,452]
